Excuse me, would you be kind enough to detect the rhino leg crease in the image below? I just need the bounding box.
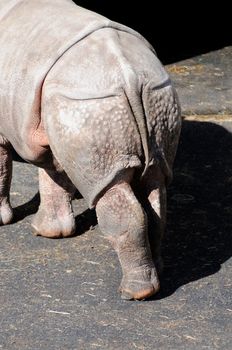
[0,136,13,226]
[96,172,160,300]
[32,167,76,238]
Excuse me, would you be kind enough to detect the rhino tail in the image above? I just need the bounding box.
[125,74,179,185]
[122,70,150,178]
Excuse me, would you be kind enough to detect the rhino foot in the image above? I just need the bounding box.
[0,199,13,226]
[32,206,75,238]
[32,167,76,238]
[119,266,160,300]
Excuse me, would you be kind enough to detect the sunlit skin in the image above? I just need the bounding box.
[0,0,181,300]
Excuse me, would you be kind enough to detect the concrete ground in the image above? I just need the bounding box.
[1,47,232,350]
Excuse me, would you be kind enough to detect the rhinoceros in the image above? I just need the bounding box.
[0,0,181,300]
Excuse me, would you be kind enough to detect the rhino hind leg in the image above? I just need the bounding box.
[141,166,167,275]
[32,167,76,238]
[0,136,13,226]
[96,169,159,300]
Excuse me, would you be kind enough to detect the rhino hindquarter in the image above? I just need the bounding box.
[42,26,181,299]
[42,29,145,208]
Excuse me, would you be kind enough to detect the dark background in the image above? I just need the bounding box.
[76,1,231,64]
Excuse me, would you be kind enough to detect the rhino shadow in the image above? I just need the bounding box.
[13,192,40,223]
[153,120,232,299]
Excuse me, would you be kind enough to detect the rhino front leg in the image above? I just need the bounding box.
[0,136,13,225]
[32,167,76,238]
[96,171,159,300]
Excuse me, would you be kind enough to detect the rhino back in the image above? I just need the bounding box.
[0,0,111,162]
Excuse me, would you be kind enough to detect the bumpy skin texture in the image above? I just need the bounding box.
[96,171,160,300]
[0,0,181,300]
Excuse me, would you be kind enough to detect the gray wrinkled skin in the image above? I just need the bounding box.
[0,0,181,300]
